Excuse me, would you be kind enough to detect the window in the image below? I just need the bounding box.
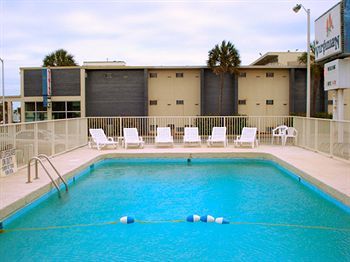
[239,72,246,78]
[52,102,65,111]
[176,73,184,78]
[328,100,333,105]
[176,100,184,105]
[266,72,274,78]
[149,73,157,78]
[238,99,246,105]
[52,101,81,119]
[104,73,112,79]
[25,102,47,122]
[67,101,80,111]
[149,100,157,105]
[266,100,274,105]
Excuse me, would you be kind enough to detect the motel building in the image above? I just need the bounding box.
[16,51,348,122]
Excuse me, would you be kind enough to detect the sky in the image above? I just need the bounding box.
[0,0,340,95]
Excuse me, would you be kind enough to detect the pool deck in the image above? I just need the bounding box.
[1,145,350,221]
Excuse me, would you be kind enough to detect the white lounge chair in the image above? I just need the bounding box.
[183,127,201,147]
[207,127,227,147]
[272,125,288,145]
[123,128,144,149]
[89,128,118,150]
[155,127,174,147]
[283,127,298,146]
[234,127,258,148]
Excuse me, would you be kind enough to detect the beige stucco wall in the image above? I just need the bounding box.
[148,69,201,116]
[238,69,290,116]
[327,89,350,120]
[276,52,302,66]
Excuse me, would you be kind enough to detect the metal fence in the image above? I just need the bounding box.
[294,117,350,161]
[1,116,349,170]
[87,116,294,145]
[0,118,88,168]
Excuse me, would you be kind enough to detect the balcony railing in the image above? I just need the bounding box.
[0,116,349,170]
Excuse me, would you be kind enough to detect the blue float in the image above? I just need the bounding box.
[186,214,200,222]
[215,217,230,224]
[200,215,215,223]
[120,216,135,224]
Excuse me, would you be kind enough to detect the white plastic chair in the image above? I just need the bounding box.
[183,127,201,147]
[123,128,144,149]
[272,125,288,145]
[283,127,298,146]
[155,127,174,147]
[89,128,118,150]
[207,127,227,147]
[234,127,258,148]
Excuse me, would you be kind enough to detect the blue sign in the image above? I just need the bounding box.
[42,68,51,107]
[42,69,48,107]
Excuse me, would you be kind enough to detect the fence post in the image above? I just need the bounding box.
[314,119,318,152]
[119,117,122,138]
[65,120,69,151]
[302,117,306,148]
[330,120,334,157]
[258,117,261,144]
[51,121,55,156]
[34,122,38,156]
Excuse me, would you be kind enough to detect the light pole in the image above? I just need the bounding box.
[293,4,311,118]
[0,58,4,124]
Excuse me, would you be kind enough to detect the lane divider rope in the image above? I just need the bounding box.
[1,219,350,234]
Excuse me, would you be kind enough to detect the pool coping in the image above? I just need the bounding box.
[1,150,350,224]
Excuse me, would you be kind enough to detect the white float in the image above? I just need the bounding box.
[120,216,135,224]
[200,215,215,223]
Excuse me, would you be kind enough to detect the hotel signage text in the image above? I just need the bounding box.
[315,3,342,62]
[324,59,350,91]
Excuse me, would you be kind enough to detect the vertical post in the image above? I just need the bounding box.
[34,122,38,156]
[330,120,334,157]
[302,117,306,147]
[51,121,55,155]
[258,117,261,144]
[35,159,39,179]
[65,119,68,151]
[306,9,311,118]
[119,117,122,140]
[314,119,318,151]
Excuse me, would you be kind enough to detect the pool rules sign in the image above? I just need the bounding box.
[0,149,17,177]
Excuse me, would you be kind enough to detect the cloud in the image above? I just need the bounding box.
[0,0,340,95]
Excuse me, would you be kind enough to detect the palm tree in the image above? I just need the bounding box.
[43,49,78,67]
[207,40,241,115]
[298,43,324,116]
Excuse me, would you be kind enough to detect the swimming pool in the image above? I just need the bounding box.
[1,158,350,261]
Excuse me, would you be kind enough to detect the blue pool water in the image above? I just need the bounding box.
[1,158,350,261]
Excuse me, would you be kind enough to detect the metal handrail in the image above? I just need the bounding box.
[27,154,69,195]
[37,154,68,192]
[27,157,61,197]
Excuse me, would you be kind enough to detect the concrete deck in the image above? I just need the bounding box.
[1,145,350,221]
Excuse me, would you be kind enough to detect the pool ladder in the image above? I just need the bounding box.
[27,154,68,197]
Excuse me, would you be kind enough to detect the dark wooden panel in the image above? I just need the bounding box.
[85,69,146,116]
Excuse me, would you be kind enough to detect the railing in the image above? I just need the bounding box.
[294,117,350,161]
[27,154,68,197]
[87,116,350,161]
[0,118,88,168]
[87,116,294,145]
[0,116,348,170]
